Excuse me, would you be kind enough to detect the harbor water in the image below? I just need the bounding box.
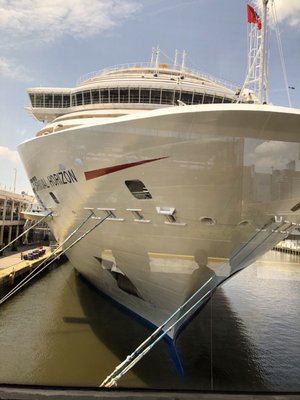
[0,250,299,391]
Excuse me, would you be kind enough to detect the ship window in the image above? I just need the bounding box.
[150,89,161,104]
[213,96,223,104]
[173,90,181,104]
[101,89,109,103]
[76,92,83,106]
[125,180,152,200]
[49,192,60,204]
[35,94,44,107]
[140,89,150,103]
[129,88,139,103]
[45,94,53,108]
[161,90,174,105]
[203,94,213,104]
[181,91,193,105]
[29,94,35,106]
[91,89,100,104]
[223,98,233,103]
[71,95,76,107]
[53,94,62,108]
[110,89,119,103]
[193,93,203,104]
[62,94,70,107]
[120,88,129,103]
[83,91,91,105]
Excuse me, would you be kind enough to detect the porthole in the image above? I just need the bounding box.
[49,192,60,204]
[238,220,250,226]
[291,201,300,212]
[199,216,216,225]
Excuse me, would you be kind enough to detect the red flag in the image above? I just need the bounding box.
[247,4,262,30]
[257,18,262,30]
[247,4,257,23]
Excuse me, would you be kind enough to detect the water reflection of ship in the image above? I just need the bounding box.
[73,273,266,390]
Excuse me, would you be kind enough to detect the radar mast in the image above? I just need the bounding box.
[240,0,269,104]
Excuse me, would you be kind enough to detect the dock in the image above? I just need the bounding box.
[0,246,62,287]
[0,189,34,248]
[273,239,300,255]
[0,386,299,400]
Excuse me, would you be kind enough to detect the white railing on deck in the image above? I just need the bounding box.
[76,62,239,92]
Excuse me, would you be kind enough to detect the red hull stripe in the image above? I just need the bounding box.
[84,156,168,181]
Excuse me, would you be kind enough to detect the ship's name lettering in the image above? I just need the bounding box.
[30,169,78,191]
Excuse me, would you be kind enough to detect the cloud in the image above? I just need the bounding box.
[0,56,31,81]
[272,0,300,27]
[0,146,20,163]
[254,141,291,156]
[0,0,142,42]
[247,140,295,172]
[255,0,300,28]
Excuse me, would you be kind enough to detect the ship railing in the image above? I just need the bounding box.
[76,62,239,92]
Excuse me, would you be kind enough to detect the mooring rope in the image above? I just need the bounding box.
[100,275,215,387]
[0,211,111,306]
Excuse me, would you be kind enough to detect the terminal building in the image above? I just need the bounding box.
[0,189,34,249]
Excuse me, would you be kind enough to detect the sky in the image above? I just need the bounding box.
[0,0,299,194]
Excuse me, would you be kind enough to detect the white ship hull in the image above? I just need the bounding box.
[18,104,300,337]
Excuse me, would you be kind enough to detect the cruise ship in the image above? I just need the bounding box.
[18,3,300,338]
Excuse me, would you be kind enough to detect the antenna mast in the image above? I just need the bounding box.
[150,47,155,67]
[173,49,178,68]
[239,1,269,103]
[155,45,160,70]
[259,0,269,103]
[181,50,186,72]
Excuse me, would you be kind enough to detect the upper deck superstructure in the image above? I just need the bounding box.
[25,55,248,126]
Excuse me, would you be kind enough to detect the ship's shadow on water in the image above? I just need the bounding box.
[72,273,267,391]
